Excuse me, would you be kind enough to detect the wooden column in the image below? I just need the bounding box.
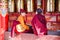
[41,0,47,14]
[24,0,27,12]
[34,0,37,12]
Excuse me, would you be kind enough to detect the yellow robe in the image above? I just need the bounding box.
[17,15,29,30]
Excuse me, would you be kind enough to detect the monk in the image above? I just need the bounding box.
[31,8,47,36]
[11,9,30,37]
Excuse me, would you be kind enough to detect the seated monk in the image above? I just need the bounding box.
[11,9,33,37]
[31,8,47,36]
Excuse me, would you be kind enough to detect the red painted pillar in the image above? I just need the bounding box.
[2,14,8,31]
[0,14,5,40]
[0,0,8,40]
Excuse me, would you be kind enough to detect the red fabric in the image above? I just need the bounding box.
[11,20,32,37]
[31,14,47,35]
[5,14,8,31]
[11,20,20,36]
[11,20,25,37]
[0,14,8,40]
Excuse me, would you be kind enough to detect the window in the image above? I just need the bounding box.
[20,0,24,9]
[58,0,60,12]
[8,0,14,12]
[17,0,24,12]
[37,0,41,8]
[17,0,21,12]
[47,0,55,12]
[27,0,33,12]
[16,0,24,12]
[47,0,60,12]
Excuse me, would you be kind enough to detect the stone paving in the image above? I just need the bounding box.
[4,31,60,40]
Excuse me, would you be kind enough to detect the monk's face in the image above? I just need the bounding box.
[21,12,26,16]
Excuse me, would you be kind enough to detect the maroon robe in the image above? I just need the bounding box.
[31,14,47,35]
[11,20,33,37]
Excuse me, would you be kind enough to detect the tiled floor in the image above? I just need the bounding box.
[4,31,60,40]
